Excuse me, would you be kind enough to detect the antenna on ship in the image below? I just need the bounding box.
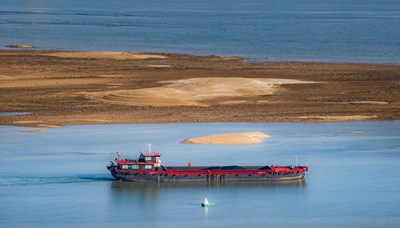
[294,155,298,166]
[148,144,152,152]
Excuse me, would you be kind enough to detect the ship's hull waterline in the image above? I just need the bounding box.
[107,152,309,183]
[110,166,307,183]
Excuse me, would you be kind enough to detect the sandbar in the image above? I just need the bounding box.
[22,129,47,133]
[85,77,314,107]
[43,51,167,60]
[5,44,33,49]
[180,132,271,145]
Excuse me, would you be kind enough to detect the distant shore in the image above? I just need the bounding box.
[0,50,399,127]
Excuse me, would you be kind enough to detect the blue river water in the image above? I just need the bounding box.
[1,0,399,63]
[0,121,399,227]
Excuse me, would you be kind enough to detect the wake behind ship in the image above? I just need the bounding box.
[107,149,308,182]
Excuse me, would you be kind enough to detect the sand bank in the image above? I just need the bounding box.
[85,77,315,107]
[5,44,33,49]
[294,115,377,122]
[348,101,389,105]
[43,51,167,60]
[180,132,271,145]
[22,129,47,133]
[144,64,171,68]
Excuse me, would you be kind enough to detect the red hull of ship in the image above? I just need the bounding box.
[107,150,308,182]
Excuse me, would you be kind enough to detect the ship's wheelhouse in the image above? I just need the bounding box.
[117,152,161,172]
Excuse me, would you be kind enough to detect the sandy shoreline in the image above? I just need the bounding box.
[0,50,399,127]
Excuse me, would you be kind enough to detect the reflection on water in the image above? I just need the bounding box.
[108,179,309,225]
[109,180,306,207]
[203,204,209,217]
[110,179,306,193]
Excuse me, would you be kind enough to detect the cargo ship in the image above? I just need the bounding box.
[107,149,308,182]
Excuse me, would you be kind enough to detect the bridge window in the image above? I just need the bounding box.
[145,157,152,161]
[122,165,128,169]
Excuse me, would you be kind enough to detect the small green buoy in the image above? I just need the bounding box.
[201,197,215,207]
